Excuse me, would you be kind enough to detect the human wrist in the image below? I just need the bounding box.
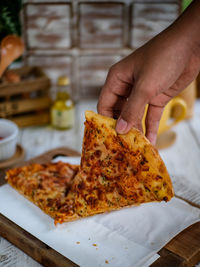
[172,0,200,59]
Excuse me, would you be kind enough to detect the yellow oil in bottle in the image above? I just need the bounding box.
[51,76,75,130]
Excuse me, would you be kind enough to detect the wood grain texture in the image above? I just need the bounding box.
[22,0,182,99]
[164,222,200,267]
[24,0,69,2]
[0,145,25,171]
[79,54,122,97]
[0,66,51,127]
[0,67,50,98]
[11,111,50,128]
[26,147,80,164]
[0,97,51,117]
[25,3,72,49]
[0,237,41,267]
[131,2,179,48]
[0,215,78,267]
[150,251,185,267]
[78,2,125,48]
[26,55,72,89]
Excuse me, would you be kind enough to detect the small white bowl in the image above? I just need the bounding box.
[0,119,19,161]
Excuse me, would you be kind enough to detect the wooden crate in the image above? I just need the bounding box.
[0,66,51,127]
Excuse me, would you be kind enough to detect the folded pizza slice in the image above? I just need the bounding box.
[64,110,174,220]
[6,161,79,222]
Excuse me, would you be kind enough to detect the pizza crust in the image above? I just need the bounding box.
[85,110,173,198]
[6,111,174,224]
[67,111,174,219]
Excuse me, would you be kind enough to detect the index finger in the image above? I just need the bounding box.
[97,68,132,118]
[97,85,118,118]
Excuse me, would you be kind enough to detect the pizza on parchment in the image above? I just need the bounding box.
[55,111,174,223]
[6,111,174,224]
[6,161,79,221]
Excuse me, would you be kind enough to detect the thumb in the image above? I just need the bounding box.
[116,86,148,134]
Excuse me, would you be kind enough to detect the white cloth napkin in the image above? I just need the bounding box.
[0,156,199,267]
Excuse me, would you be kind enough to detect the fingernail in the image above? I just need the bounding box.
[116,118,127,134]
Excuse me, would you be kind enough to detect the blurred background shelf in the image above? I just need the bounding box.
[22,0,182,99]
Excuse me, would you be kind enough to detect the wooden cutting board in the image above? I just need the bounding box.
[0,147,199,267]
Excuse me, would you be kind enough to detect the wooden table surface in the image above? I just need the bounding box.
[0,99,200,267]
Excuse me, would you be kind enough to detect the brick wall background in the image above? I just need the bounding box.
[23,0,181,100]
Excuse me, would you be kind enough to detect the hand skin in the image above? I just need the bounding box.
[97,0,200,145]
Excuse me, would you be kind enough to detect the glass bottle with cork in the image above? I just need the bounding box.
[51,76,75,130]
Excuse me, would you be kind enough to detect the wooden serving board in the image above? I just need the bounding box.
[0,147,199,267]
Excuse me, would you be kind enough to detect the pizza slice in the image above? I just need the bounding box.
[6,161,79,222]
[6,111,174,224]
[63,110,174,221]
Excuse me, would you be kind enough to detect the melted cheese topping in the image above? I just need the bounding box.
[6,162,79,222]
[6,111,174,224]
[71,119,173,217]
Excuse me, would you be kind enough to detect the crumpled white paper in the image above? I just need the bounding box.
[0,156,199,267]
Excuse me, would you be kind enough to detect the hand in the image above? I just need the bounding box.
[97,1,200,145]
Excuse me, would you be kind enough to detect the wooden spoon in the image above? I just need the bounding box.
[0,35,24,77]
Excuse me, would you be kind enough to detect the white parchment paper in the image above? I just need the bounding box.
[0,156,199,267]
